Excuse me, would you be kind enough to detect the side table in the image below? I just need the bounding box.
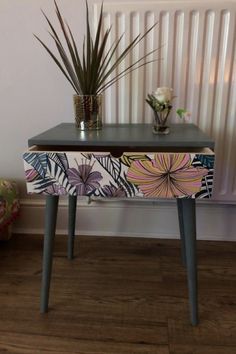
[23,123,215,325]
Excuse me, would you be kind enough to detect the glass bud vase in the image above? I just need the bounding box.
[152,110,170,135]
[73,94,103,131]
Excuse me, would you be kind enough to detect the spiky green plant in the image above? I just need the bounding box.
[34,0,159,95]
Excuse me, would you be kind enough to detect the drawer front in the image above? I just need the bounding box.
[23,151,214,198]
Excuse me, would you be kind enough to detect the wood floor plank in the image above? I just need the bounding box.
[0,332,169,354]
[0,294,168,345]
[0,315,167,348]
[0,273,188,324]
[168,318,236,346]
[169,344,236,354]
[1,234,236,353]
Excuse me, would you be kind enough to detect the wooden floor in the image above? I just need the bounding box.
[1,235,236,354]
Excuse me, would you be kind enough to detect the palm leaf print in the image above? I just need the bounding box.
[119,171,138,196]
[120,154,150,167]
[196,155,214,169]
[94,154,121,181]
[33,176,57,193]
[192,155,214,198]
[47,156,76,194]
[93,153,138,197]
[23,153,48,178]
[81,152,93,160]
[48,153,69,171]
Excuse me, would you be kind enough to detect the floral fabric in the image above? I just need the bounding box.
[126,154,208,198]
[0,179,20,230]
[23,152,214,199]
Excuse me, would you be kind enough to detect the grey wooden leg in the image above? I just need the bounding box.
[177,198,187,266]
[181,198,198,326]
[68,195,77,260]
[40,195,59,313]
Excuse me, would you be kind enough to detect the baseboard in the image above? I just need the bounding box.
[13,198,236,241]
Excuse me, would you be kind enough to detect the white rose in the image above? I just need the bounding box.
[154,87,173,102]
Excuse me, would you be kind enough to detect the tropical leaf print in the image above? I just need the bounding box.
[81,152,93,160]
[48,153,69,171]
[94,154,121,181]
[44,183,67,195]
[24,152,75,194]
[33,176,57,192]
[93,153,138,197]
[194,170,214,198]
[47,157,76,194]
[23,153,48,178]
[25,169,39,182]
[192,155,214,198]
[24,151,214,198]
[119,171,137,197]
[120,154,150,167]
[195,154,214,169]
[98,183,127,198]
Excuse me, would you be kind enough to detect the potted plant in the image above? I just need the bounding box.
[35,1,159,130]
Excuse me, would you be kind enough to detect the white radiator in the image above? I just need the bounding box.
[94,0,236,202]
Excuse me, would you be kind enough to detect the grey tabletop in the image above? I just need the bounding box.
[28,123,214,149]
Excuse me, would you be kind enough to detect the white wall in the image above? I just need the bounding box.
[0,0,87,188]
[1,0,236,240]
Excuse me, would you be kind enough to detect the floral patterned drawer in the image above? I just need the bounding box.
[23,149,214,199]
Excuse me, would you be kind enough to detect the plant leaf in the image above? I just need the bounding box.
[96,32,124,86]
[47,32,81,93]
[40,8,81,93]
[97,21,159,91]
[97,33,141,89]
[88,2,104,93]
[65,22,85,92]
[34,34,79,93]
[89,27,111,93]
[85,0,92,91]
[36,2,160,95]
[54,0,82,92]
[98,53,161,93]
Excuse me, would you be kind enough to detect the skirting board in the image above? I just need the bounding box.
[13,198,236,241]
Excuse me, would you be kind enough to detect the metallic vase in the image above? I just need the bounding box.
[73,94,103,130]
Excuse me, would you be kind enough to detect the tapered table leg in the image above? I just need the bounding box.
[177,198,187,266]
[68,195,77,260]
[40,195,59,313]
[181,198,198,326]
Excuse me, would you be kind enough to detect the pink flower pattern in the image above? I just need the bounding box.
[127,153,208,198]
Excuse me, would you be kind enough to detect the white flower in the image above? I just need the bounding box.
[154,87,173,102]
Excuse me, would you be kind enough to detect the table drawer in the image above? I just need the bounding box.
[23,148,214,198]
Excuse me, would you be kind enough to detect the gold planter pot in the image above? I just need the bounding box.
[73,94,102,130]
